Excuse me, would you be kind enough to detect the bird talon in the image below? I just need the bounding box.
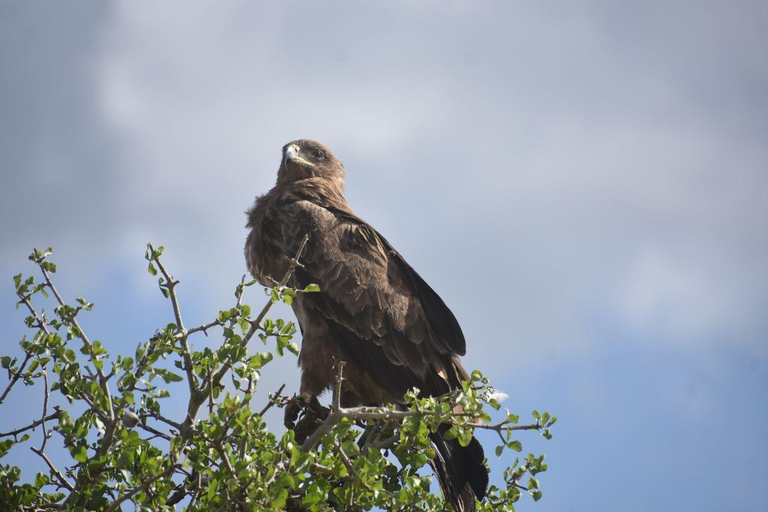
[284,393,312,429]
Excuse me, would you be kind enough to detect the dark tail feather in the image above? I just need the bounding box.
[429,426,489,512]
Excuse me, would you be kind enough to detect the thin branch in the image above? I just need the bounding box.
[300,359,540,455]
[205,234,309,396]
[37,256,114,420]
[186,319,221,336]
[150,246,184,333]
[80,393,111,424]
[334,438,396,506]
[1,291,49,405]
[212,441,235,477]
[236,274,247,309]
[39,368,50,451]
[332,361,345,411]
[207,370,214,417]
[335,440,362,481]
[364,419,397,452]
[0,410,60,438]
[301,361,345,452]
[258,383,286,417]
[105,465,175,512]
[102,239,309,510]
[149,244,196,395]
[0,352,31,405]
[146,413,182,432]
[136,422,172,442]
[30,446,74,492]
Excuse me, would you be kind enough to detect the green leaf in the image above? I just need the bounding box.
[443,426,458,441]
[333,462,348,478]
[271,488,288,508]
[85,496,108,509]
[342,440,360,457]
[160,370,183,383]
[206,478,219,501]
[302,284,321,293]
[71,445,88,463]
[301,485,325,506]
[0,439,13,458]
[34,472,50,488]
[63,349,76,363]
[274,473,295,489]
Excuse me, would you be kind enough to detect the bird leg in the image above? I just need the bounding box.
[284,392,327,443]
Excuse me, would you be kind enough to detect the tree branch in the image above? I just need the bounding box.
[148,243,197,396]
[36,254,114,421]
[204,234,309,400]
[105,465,175,512]
[0,290,50,405]
[0,410,60,439]
[31,446,74,492]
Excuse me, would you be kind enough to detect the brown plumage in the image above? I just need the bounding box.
[245,139,488,511]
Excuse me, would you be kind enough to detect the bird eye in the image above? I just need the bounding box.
[312,150,326,160]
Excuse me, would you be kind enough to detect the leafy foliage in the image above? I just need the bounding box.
[0,246,555,510]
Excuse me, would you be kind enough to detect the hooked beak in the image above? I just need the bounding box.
[283,144,314,168]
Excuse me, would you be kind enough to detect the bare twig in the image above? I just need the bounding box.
[31,446,74,492]
[100,237,309,510]
[1,291,50,405]
[105,465,175,512]
[258,383,286,417]
[186,319,221,336]
[205,234,309,398]
[40,369,50,451]
[301,361,345,452]
[334,437,397,506]
[37,256,114,419]
[0,410,60,439]
[147,413,182,432]
[332,361,345,411]
[236,274,247,308]
[149,244,197,395]
[0,352,31,405]
[136,422,172,442]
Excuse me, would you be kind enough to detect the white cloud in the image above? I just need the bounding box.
[2,0,765,364]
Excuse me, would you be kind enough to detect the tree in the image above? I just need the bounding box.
[0,245,556,511]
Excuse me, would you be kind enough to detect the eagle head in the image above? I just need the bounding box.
[279,139,344,183]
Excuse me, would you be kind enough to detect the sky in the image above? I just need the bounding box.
[1,1,766,510]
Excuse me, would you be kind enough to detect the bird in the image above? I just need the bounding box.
[244,139,488,511]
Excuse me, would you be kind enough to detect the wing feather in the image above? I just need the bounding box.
[279,198,466,397]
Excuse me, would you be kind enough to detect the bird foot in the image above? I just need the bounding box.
[284,393,324,430]
[284,393,328,444]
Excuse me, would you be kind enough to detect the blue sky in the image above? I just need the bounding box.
[1,1,766,510]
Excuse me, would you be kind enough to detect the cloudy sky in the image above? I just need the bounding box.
[1,1,766,510]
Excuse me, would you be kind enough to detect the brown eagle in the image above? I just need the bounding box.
[245,140,488,511]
